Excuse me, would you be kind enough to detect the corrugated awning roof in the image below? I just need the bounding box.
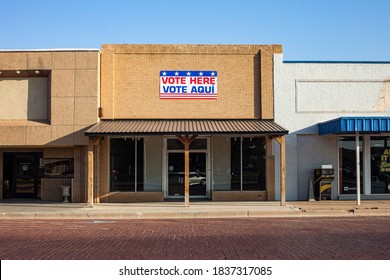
[319,117,390,135]
[85,119,288,136]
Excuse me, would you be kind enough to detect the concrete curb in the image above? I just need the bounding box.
[2,209,389,219]
[1,201,390,220]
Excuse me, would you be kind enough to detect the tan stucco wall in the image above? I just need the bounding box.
[0,78,48,120]
[0,51,100,146]
[101,44,281,119]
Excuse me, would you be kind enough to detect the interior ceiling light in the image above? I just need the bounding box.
[34,70,40,74]
[16,70,21,74]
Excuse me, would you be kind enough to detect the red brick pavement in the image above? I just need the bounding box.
[0,217,389,260]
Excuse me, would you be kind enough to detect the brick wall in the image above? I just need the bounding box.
[100,192,164,203]
[212,191,267,201]
[101,44,281,120]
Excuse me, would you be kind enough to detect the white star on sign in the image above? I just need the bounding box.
[211,72,215,76]
[187,72,191,76]
[199,72,203,76]
[175,71,179,76]
[162,71,167,76]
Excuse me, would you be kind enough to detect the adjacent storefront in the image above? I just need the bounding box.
[319,117,390,201]
[274,57,390,202]
[0,50,100,202]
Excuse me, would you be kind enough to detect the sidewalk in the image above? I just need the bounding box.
[1,200,390,219]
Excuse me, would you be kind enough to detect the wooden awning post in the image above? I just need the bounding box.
[184,141,190,207]
[87,143,94,208]
[87,136,101,208]
[176,134,198,207]
[274,135,286,206]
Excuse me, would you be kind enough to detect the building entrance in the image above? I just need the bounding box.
[167,152,207,197]
[3,152,43,199]
[165,138,210,199]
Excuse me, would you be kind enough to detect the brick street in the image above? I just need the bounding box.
[0,217,389,260]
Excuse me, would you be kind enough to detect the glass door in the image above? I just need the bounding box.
[339,137,363,195]
[3,152,43,198]
[168,152,184,196]
[167,152,207,198]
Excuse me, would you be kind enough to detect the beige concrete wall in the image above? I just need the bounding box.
[0,78,48,120]
[43,147,74,158]
[0,51,100,146]
[101,44,281,119]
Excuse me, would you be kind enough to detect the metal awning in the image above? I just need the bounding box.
[319,117,390,135]
[85,119,288,136]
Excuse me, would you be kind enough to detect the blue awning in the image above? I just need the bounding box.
[319,117,390,135]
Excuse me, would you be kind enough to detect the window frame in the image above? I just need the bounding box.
[230,136,266,191]
[109,137,144,192]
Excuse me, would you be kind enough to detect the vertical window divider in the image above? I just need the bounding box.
[135,138,138,192]
[240,135,243,191]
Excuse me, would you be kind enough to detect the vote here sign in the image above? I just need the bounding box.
[160,70,218,99]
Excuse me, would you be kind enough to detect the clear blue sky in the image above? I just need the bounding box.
[1,0,389,61]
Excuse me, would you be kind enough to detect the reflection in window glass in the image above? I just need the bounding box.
[44,159,74,178]
[242,138,266,190]
[230,137,266,191]
[110,138,144,192]
[339,137,363,195]
[230,137,241,190]
[212,136,231,191]
[16,154,36,178]
[190,139,207,150]
[167,138,207,150]
[167,139,184,150]
[370,137,390,194]
[137,140,144,191]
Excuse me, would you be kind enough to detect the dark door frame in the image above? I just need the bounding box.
[3,152,43,199]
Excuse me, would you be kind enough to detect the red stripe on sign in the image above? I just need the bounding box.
[160,96,217,99]
[160,94,217,97]
[160,98,217,100]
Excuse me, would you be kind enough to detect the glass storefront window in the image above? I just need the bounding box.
[167,139,184,150]
[43,158,74,178]
[110,138,144,192]
[338,137,363,195]
[190,139,207,150]
[230,137,266,191]
[167,138,207,150]
[137,139,144,191]
[370,137,390,194]
[242,138,266,190]
[230,137,241,190]
[212,136,231,191]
